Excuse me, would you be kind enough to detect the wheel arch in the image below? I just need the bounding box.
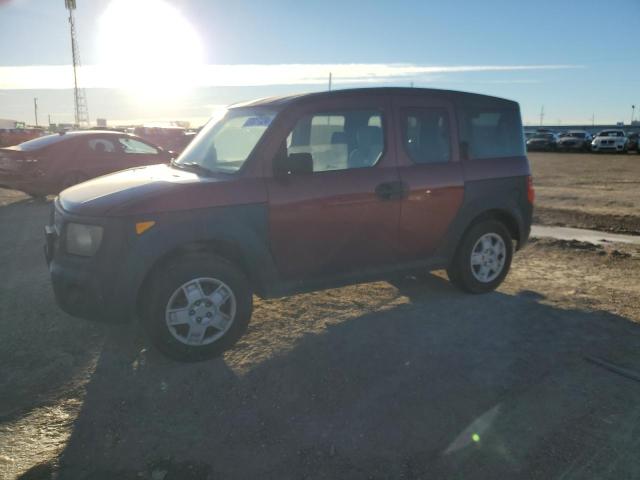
[135,237,271,319]
[438,202,528,268]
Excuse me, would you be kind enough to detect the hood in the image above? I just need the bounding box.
[58,163,263,217]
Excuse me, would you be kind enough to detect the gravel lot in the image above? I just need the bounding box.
[1,180,640,479]
[530,151,640,234]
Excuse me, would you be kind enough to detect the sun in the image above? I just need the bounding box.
[98,0,205,102]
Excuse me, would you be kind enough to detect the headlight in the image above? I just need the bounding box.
[66,223,103,256]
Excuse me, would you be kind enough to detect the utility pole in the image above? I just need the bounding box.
[632,105,636,125]
[48,114,51,126]
[65,0,89,127]
[328,72,332,91]
[33,97,39,127]
[539,106,544,127]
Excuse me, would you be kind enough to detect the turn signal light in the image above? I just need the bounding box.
[135,221,156,235]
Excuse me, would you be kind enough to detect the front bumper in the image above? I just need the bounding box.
[526,143,554,150]
[45,202,134,323]
[557,142,585,150]
[592,143,625,151]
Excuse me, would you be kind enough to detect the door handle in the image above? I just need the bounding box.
[375,180,406,200]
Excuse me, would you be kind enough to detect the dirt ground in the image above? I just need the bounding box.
[1,185,640,479]
[529,152,640,234]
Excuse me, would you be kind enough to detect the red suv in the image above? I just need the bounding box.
[44,88,534,361]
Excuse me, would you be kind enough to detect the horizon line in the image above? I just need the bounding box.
[0,63,583,90]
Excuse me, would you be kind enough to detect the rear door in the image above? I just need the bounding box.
[266,94,402,280]
[392,94,464,260]
[74,135,127,179]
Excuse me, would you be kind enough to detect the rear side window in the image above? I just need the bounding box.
[87,138,117,154]
[287,109,384,172]
[402,108,451,164]
[459,108,524,159]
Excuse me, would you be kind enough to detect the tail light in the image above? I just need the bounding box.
[527,176,535,204]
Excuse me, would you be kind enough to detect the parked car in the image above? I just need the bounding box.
[591,129,628,153]
[44,87,534,361]
[0,130,172,197]
[556,130,592,152]
[526,132,558,151]
[133,125,193,154]
[626,132,638,151]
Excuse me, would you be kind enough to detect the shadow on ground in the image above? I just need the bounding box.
[0,198,108,424]
[18,274,640,479]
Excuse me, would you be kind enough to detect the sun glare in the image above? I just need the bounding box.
[98,0,205,102]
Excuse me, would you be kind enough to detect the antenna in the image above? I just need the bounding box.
[65,0,89,127]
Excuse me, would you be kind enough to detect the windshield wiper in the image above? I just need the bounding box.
[170,160,215,177]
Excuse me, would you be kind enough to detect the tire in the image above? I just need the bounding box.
[447,220,513,294]
[60,171,87,191]
[141,253,253,361]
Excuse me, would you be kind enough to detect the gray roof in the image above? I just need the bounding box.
[230,87,518,110]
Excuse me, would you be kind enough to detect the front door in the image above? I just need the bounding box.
[266,95,401,280]
[116,136,166,167]
[392,94,465,261]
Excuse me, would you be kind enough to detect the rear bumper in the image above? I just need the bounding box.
[0,170,51,194]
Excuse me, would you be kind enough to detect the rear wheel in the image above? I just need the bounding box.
[447,220,513,294]
[141,254,253,361]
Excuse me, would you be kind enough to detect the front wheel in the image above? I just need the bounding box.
[141,254,253,361]
[447,220,513,294]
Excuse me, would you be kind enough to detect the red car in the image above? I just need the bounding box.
[0,130,172,197]
[45,88,533,361]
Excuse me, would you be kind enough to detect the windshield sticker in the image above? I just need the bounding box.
[243,116,273,127]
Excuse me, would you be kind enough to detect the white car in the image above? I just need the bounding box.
[591,130,628,153]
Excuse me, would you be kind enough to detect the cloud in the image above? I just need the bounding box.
[0,63,582,90]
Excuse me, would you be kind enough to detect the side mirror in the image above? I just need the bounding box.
[273,152,313,176]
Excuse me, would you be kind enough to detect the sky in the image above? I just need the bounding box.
[1,0,639,127]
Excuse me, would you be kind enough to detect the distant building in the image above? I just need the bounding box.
[96,118,107,128]
[0,119,18,129]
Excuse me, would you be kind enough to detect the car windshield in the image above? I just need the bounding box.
[533,133,553,139]
[174,108,277,173]
[16,134,67,151]
[568,132,585,138]
[599,131,623,137]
